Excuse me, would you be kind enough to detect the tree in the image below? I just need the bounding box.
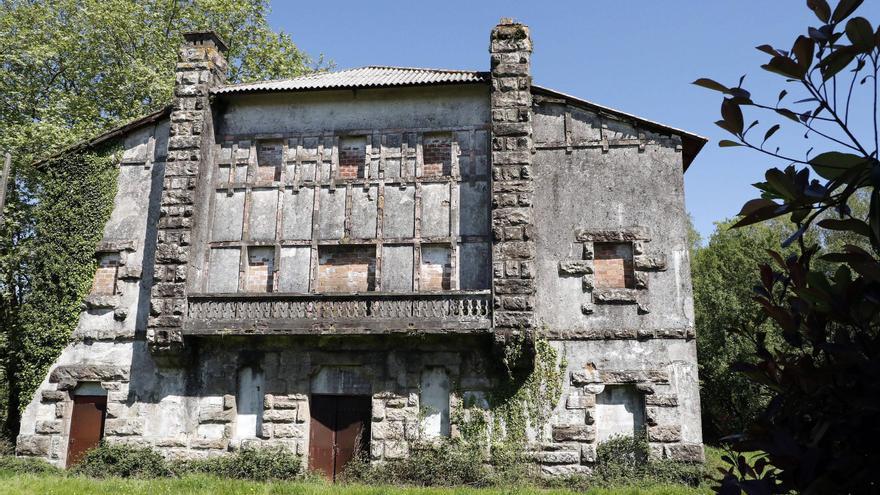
[692,219,791,441]
[695,0,880,492]
[0,0,327,440]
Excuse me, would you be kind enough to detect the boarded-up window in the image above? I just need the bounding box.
[91,253,120,295]
[316,246,375,292]
[595,385,646,442]
[594,243,635,289]
[420,368,450,438]
[422,134,451,176]
[246,247,274,293]
[234,367,264,441]
[256,141,282,182]
[420,245,451,291]
[207,248,241,293]
[338,137,366,179]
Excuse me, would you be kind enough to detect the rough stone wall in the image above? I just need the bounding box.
[17,119,169,465]
[529,95,703,470]
[148,32,227,356]
[489,19,536,337]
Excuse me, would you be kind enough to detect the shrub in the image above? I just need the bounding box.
[183,447,303,481]
[0,455,62,475]
[590,434,707,488]
[0,436,14,456]
[342,439,491,487]
[71,442,173,478]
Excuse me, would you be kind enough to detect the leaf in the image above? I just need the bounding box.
[846,17,874,51]
[719,139,744,147]
[756,44,779,56]
[819,47,856,82]
[809,151,868,180]
[777,89,788,103]
[831,0,863,23]
[737,198,779,216]
[775,108,800,122]
[692,78,729,93]
[762,55,807,79]
[765,168,798,200]
[792,35,815,71]
[817,218,873,237]
[721,98,745,135]
[807,0,831,22]
[763,124,781,145]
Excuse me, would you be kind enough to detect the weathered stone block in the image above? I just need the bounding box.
[552,425,595,442]
[104,419,144,436]
[581,444,597,463]
[645,394,678,407]
[558,260,593,275]
[273,424,304,439]
[665,443,704,462]
[35,421,61,434]
[647,425,681,443]
[565,394,596,409]
[16,435,50,456]
[41,390,67,402]
[263,409,296,423]
[49,365,129,390]
[535,450,579,465]
[191,438,228,450]
[384,441,408,459]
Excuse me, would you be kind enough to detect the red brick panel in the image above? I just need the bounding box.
[256,141,282,182]
[246,247,275,292]
[91,254,120,295]
[422,135,452,177]
[317,246,376,292]
[420,245,451,291]
[594,242,634,289]
[338,137,366,180]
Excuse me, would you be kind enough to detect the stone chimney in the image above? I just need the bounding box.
[489,19,536,357]
[148,31,227,359]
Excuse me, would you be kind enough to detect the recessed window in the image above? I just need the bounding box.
[420,245,451,291]
[316,246,376,292]
[338,137,366,180]
[256,141,282,182]
[595,385,646,442]
[245,247,274,293]
[91,253,120,295]
[422,133,452,176]
[594,242,634,289]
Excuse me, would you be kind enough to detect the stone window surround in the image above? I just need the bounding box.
[82,240,141,320]
[202,127,491,295]
[531,363,699,472]
[558,227,667,315]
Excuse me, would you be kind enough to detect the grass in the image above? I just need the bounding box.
[0,472,713,495]
[0,446,728,495]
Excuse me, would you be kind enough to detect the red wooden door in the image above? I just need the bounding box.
[66,395,107,467]
[309,395,370,481]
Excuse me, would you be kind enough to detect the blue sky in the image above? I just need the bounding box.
[269,1,880,240]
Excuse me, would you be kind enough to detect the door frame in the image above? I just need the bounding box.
[66,394,108,468]
[308,393,371,481]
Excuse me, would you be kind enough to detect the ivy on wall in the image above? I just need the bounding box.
[5,147,118,428]
[455,336,566,449]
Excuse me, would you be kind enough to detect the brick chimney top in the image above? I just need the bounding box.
[183,30,228,53]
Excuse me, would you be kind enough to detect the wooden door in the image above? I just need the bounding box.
[66,395,107,467]
[308,395,370,481]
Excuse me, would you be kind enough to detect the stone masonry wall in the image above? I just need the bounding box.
[148,32,227,357]
[490,19,536,342]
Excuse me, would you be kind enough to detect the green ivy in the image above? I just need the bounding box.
[6,147,118,419]
[455,336,566,449]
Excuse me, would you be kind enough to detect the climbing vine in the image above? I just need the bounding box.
[454,335,566,451]
[4,147,118,432]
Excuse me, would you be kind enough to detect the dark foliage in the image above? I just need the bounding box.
[182,446,303,481]
[342,440,492,487]
[696,1,880,493]
[71,443,173,478]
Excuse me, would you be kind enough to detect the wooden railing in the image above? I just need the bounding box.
[183,291,493,335]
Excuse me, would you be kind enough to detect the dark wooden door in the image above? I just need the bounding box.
[66,395,107,467]
[309,395,370,481]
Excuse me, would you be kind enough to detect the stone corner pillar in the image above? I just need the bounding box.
[489,18,536,367]
[147,31,227,361]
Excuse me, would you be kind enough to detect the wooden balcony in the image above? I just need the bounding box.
[183,291,493,336]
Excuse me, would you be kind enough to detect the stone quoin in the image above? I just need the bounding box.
[17,20,706,476]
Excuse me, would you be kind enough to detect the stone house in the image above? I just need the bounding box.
[16,19,706,478]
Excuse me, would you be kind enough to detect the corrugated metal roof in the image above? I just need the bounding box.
[213,66,489,94]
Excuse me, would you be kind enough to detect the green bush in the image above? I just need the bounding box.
[183,447,303,481]
[590,434,706,488]
[342,440,492,487]
[0,455,62,475]
[71,442,173,478]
